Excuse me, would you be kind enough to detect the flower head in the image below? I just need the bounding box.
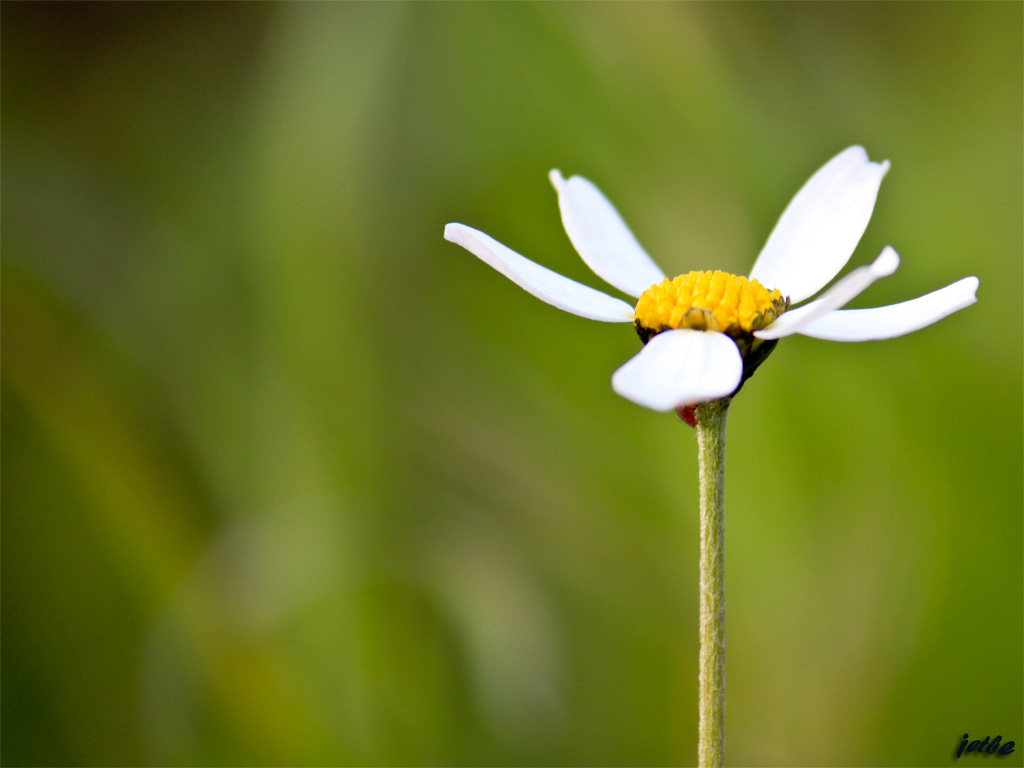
[445,147,978,412]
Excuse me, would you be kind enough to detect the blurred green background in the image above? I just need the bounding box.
[2,3,1021,766]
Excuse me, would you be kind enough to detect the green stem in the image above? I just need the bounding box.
[695,397,729,768]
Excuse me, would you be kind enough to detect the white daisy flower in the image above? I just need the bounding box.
[444,146,979,414]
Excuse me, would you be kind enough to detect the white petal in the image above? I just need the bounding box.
[549,170,667,298]
[611,329,742,411]
[755,246,901,340]
[788,276,979,342]
[749,146,890,303]
[444,223,636,323]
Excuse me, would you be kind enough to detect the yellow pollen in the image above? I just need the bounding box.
[634,270,787,337]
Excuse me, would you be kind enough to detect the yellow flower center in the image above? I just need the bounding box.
[634,270,787,340]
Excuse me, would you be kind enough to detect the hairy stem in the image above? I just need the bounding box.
[695,397,729,768]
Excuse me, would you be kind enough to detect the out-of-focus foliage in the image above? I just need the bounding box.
[2,4,1020,766]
